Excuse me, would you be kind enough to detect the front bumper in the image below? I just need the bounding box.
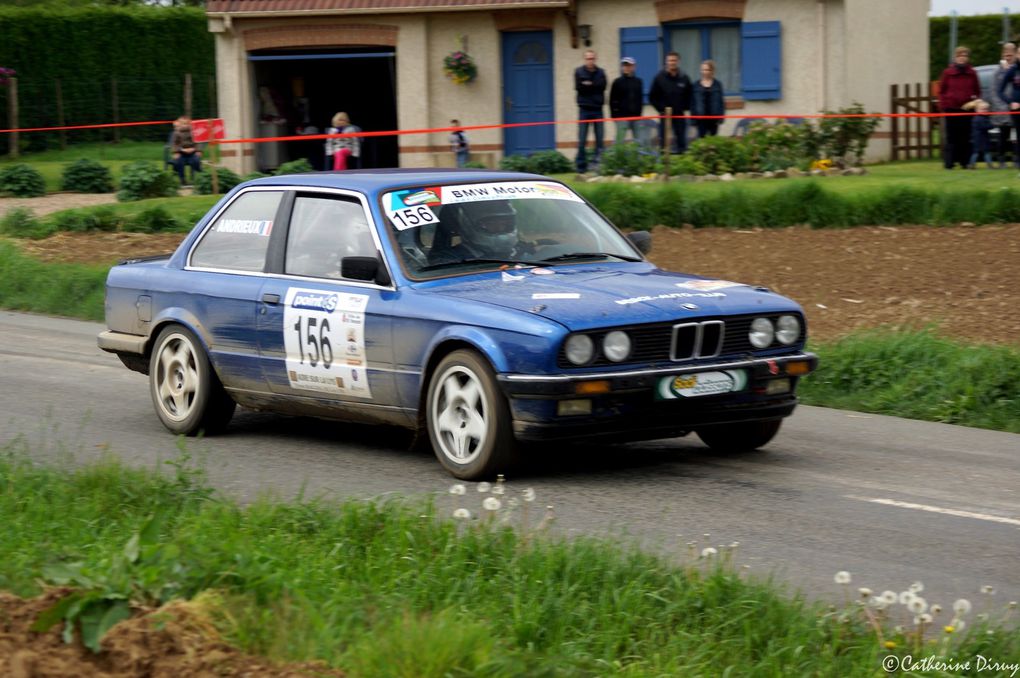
[497,352,817,442]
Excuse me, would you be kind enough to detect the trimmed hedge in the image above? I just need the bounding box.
[930,14,1011,79]
[577,181,1020,230]
[0,6,215,149]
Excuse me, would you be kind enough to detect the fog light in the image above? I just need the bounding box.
[575,380,610,395]
[765,378,791,395]
[786,361,811,376]
[557,399,592,416]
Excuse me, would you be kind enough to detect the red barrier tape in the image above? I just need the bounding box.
[0,119,174,134]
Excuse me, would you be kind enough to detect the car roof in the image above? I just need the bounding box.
[243,168,551,196]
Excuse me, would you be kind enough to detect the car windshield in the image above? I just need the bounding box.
[381,180,640,279]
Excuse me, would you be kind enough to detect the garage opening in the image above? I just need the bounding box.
[249,47,398,171]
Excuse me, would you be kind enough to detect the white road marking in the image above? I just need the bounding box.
[847,495,1020,527]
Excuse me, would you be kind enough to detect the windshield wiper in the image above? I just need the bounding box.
[417,257,544,272]
[539,252,642,263]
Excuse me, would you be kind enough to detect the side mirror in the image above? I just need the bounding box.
[341,254,392,286]
[627,231,652,255]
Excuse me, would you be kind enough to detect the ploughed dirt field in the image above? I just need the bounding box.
[13,223,1020,345]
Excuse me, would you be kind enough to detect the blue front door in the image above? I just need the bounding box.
[501,31,555,157]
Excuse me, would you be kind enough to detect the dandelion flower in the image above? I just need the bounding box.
[483,497,502,511]
[910,581,924,593]
[449,483,466,495]
[522,487,536,502]
[884,641,897,650]
[981,585,996,595]
[834,571,851,585]
[701,547,718,558]
[931,604,942,614]
[899,591,916,606]
[909,597,928,614]
[453,508,471,519]
[858,587,872,598]
[914,613,932,625]
[953,599,972,615]
[477,481,492,493]
[944,625,955,634]
[881,590,898,605]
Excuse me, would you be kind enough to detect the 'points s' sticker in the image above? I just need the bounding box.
[532,293,580,300]
[215,219,273,236]
[283,288,371,398]
[675,280,745,291]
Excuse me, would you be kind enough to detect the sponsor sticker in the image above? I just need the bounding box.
[675,280,745,291]
[615,291,725,305]
[530,268,555,275]
[502,271,525,282]
[656,370,747,399]
[531,292,580,300]
[403,189,440,206]
[215,219,273,236]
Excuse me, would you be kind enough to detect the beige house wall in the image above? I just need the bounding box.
[210,0,928,173]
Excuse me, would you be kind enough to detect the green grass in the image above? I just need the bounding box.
[0,240,108,320]
[2,447,1017,675]
[801,329,1020,433]
[0,141,165,192]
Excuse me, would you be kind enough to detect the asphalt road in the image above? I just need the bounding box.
[2,310,1018,608]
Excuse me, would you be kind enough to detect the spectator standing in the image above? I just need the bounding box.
[969,100,994,168]
[170,115,202,185]
[610,56,644,144]
[324,112,362,170]
[574,49,607,173]
[649,52,693,153]
[938,46,981,170]
[990,43,1016,167]
[691,59,725,138]
[449,119,470,168]
[996,42,1020,170]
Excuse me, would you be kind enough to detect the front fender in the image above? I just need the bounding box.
[422,325,512,375]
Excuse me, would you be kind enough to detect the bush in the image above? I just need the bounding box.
[50,206,121,233]
[498,155,531,172]
[242,171,272,182]
[194,166,242,195]
[123,206,185,233]
[525,150,573,174]
[663,153,708,176]
[817,103,881,167]
[117,162,179,202]
[744,122,818,172]
[599,143,658,176]
[0,164,47,197]
[0,207,56,239]
[60,158,114,194]
[275,159,314,176]
[463,160,488,169]
[686,135,752,174]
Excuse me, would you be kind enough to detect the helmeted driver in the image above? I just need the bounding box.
[453,200,524,258]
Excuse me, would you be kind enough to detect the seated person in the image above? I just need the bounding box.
[170,115,202,184]
[429,200,535,264]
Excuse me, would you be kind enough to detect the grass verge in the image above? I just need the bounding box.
[2,447,1017,675]
[0,240,107,320]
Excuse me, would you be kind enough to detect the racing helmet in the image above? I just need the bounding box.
[457,200,518,257]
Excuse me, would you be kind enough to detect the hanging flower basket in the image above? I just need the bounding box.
[443,51,477,85]
[0,67,16,86]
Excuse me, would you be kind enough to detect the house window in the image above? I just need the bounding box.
[666,22,741,95]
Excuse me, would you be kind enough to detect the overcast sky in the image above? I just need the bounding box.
[930,0,1020,16]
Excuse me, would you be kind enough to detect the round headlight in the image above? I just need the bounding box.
[565,334,595,365]
[776,315,800,345]
[602,331,631,362]
[749,317,775,349]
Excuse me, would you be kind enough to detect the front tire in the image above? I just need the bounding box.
[426,350,517,480]
[696,419,782,453]
[149,324,236,436]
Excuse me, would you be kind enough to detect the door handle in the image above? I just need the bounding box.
[262,293,280,305]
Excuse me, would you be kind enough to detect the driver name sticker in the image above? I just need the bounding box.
[532,293,580,300]
[616,291,726,305]
[283,288,371,398]
[675,280,745,291]
[215,219,273,236]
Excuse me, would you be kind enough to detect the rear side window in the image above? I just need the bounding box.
[191,191,283,272]
[285,195,376,279]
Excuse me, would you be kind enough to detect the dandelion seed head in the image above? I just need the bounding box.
[977,613,989,621]
[834,571,851,585]
[522,487,536,502]
[453,508,471,520]
[870,598,887,610]
[954,619,966,631]
[492,484,505,495]
[981,585,996,595]
[476,482,492,493]
[1009,601,1018,609]
[893,625,905,634]
[449,484,466,495]
[953,599,972,615]
[701,547,718,558]
[858,587,872,598]
[729,541,740,549]
[899,591,916,606]
[482,497,502,511]
[909,597,928,614]
[910,581,924,593]
[931,604,942,614]
[914,613,932,625]
[881,590,898,605]
[506,497,519,508]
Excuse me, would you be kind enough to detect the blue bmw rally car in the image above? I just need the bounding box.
[98,169,817,479]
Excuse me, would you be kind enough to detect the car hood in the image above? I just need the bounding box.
[424,263,802,331]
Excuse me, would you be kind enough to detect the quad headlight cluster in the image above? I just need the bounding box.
[565,331,632,365]
[749,315,800,348]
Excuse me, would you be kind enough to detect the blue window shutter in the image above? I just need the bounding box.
[741,21,781,100]
[620,26,660,103]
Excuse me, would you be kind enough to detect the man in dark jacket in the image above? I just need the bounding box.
[574,49,607,173]
[997,43,1020,170]
[649,52,692,153]
[610,56,644,145]
[938,46,981,169]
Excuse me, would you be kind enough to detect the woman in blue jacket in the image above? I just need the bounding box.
[691,60,725,138]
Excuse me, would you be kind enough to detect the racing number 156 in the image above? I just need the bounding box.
[293,316,333,368]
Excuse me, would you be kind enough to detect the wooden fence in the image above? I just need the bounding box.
[890,82,940,160]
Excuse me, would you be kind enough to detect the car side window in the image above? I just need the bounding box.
[285,195,376,280]
[190,190,283,272]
